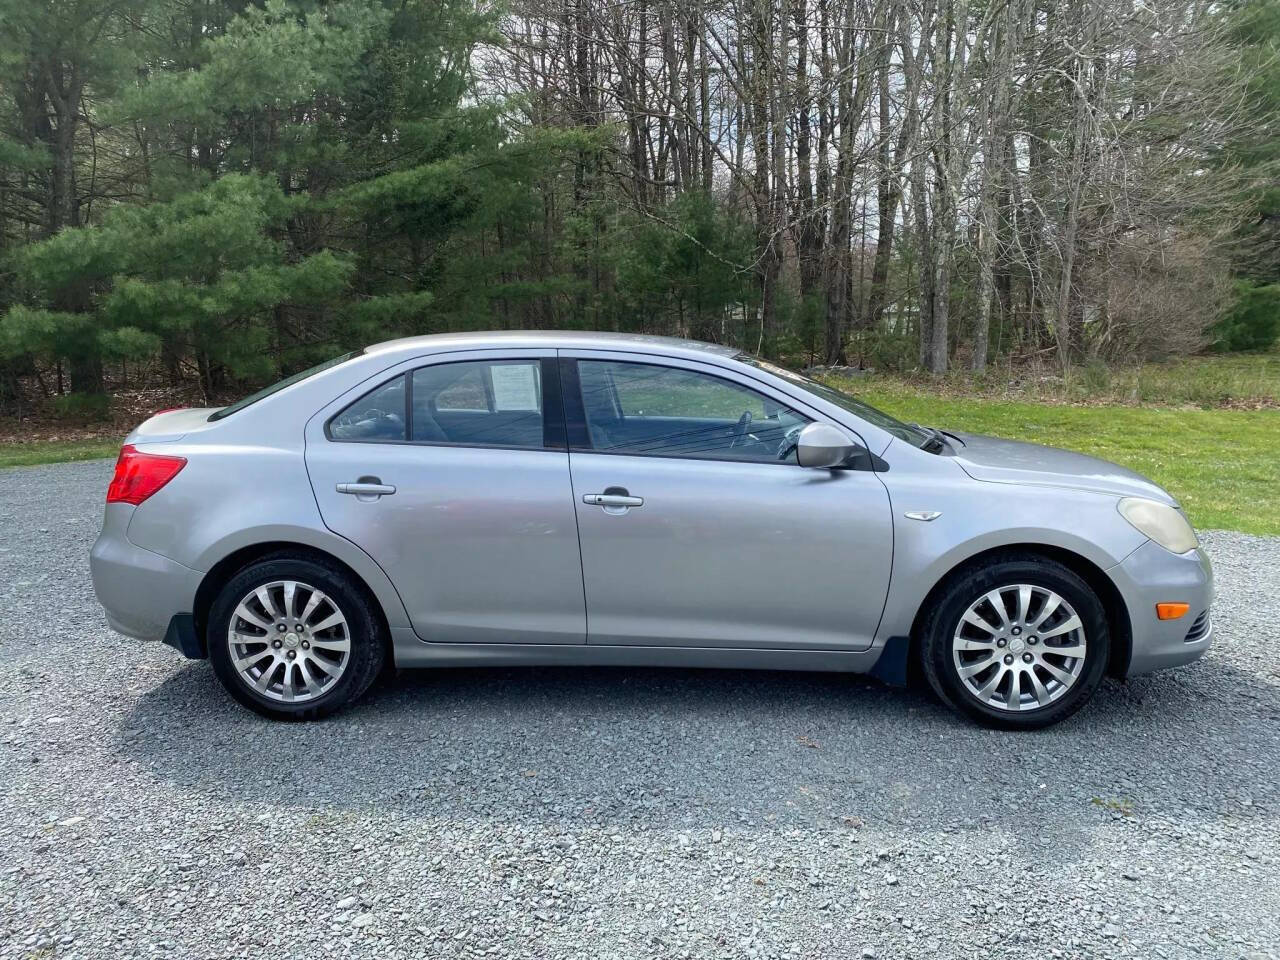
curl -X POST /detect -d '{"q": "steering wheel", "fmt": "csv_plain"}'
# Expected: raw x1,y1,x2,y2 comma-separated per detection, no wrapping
777,423,804,461
332,406,402,439
728,410,753,450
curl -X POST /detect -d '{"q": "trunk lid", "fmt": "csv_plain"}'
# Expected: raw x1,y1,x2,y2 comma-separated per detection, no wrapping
125,407,221,445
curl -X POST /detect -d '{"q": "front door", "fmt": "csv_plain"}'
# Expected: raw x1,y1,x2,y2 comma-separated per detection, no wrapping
305,350,585,645
562,353,893,650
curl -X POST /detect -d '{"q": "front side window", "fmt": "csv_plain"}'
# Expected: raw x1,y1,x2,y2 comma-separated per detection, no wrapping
577,360,808,463
734,354,930,447
328,359,550,449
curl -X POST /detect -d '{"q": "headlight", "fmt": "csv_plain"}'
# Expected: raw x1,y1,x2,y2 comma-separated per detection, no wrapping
1118,497,1198,554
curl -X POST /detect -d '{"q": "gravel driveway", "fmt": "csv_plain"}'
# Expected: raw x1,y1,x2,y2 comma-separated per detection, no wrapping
1,460,1278,960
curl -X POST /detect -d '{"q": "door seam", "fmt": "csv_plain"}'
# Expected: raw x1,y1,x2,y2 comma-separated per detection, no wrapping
555,349,590,643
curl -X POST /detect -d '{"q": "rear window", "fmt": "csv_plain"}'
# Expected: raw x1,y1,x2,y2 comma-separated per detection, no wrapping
208,351,363,421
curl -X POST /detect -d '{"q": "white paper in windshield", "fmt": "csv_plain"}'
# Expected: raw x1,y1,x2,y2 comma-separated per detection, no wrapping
490,363,540,411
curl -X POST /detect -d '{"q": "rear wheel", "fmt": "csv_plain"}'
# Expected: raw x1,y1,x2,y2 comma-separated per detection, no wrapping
207,555,385,720
919,555,1110,729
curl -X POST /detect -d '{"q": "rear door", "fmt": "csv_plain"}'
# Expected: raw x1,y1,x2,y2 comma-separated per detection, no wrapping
561,351,894,650
305,349,586,645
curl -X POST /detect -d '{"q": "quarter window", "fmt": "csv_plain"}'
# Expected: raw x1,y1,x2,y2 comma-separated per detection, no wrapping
576,360,808,463
328,375,407,441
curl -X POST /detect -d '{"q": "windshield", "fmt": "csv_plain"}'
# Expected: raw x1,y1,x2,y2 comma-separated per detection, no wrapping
208,350,363,421
734,355,930,447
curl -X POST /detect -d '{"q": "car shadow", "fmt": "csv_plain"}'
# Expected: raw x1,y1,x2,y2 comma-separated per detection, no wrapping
116,652,1280,867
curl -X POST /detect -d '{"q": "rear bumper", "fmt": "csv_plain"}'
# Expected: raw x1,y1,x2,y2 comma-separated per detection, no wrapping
1111,541,1215,677
90,504,201,645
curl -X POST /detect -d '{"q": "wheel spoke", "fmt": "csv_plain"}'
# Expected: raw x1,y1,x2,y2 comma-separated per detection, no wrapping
298,589,324,625
307,654,341,677
1028,669,1051,706
961,610,1000,636
1040,660,1075,686
955,637,996,652
282,581,297,620
985,590,1011,628
1016,585,1033,625
254,659,280,692
307,636,350,652
974,663,1008,700
1031,595,1062,630
299,591,330,627
959,654,998,679
299,662,321,696
255,586,280,621
234,603,272,632
234,650,272,672
309,611,345,634
1044,640,1086,659
1040,615,1082,640
1006,669,1022,710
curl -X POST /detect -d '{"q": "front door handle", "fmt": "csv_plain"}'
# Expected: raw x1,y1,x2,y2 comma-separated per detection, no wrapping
583,493,644,508
336,478,396,501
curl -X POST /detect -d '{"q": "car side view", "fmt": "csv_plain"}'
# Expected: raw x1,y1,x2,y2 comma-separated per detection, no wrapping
90,332,1214,729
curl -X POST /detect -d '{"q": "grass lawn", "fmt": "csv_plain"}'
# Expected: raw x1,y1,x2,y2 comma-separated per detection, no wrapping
862,349,1280,408
849,381,1280,536
0,439,120,469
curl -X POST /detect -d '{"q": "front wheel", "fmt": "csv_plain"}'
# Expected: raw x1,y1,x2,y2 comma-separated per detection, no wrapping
919,555,1110,729
207,554,386,720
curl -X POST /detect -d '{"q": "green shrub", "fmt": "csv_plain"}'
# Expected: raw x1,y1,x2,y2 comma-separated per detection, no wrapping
50,393,111,422
1081,359,1112,394
1212,282,1280,352
849,326,918,372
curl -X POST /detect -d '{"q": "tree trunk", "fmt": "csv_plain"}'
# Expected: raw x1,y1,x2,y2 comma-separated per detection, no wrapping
793,0,822,301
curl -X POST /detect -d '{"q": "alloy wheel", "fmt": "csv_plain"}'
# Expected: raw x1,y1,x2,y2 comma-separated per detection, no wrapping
951,583,1087,712
226,580,352,703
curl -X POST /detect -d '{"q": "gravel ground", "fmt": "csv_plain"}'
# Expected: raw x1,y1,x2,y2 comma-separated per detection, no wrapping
1,459,1279,960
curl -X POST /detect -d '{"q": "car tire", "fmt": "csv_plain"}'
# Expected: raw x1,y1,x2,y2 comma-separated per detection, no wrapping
207,553,386,720
919,554,1110,730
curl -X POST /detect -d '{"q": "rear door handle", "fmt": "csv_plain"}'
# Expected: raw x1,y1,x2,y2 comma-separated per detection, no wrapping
583,493,643,508
336,479,396,500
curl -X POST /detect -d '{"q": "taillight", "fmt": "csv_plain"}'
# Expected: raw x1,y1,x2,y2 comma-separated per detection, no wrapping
106,444,187,505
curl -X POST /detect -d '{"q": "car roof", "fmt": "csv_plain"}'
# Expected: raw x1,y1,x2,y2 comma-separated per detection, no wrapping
363,330,740,362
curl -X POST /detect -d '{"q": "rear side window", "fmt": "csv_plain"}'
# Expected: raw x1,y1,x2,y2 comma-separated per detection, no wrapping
327,359,555,449
328,375,407,441
432,367,490,412
412,360,544,447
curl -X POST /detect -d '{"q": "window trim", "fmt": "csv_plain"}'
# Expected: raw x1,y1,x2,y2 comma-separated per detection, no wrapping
324,357,566,452
561,356,814,468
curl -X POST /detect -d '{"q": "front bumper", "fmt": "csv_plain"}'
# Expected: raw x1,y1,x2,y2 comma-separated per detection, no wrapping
1110,541,1214,677
90,503,201,644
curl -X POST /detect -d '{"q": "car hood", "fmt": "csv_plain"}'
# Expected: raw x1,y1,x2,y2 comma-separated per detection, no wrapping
948,431,1177,505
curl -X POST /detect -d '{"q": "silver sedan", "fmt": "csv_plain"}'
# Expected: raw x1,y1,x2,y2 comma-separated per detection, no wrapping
90,332,1214,728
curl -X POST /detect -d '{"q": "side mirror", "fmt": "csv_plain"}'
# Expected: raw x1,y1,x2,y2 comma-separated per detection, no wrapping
796,422,862,468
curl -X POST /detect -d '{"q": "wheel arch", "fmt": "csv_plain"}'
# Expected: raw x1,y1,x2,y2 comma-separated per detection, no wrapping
193,540,396,660
906,543,1133,680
